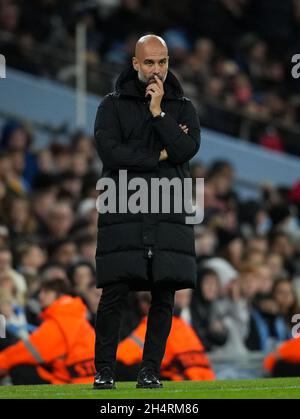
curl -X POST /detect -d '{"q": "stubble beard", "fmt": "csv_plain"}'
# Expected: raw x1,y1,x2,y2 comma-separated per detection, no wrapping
138,71,167,84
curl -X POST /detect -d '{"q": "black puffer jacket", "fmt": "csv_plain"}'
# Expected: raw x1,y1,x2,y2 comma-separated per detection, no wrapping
94,66,201,291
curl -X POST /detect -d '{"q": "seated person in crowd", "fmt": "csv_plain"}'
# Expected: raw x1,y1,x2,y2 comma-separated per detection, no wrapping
0,278,95,385
115,292,215,381
264,335,300,377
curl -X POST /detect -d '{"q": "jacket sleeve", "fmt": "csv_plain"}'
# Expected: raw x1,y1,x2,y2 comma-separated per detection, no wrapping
264,337,300,372
0,320,66,370
94,95,161,172
278,337,300,362
151,100,201,164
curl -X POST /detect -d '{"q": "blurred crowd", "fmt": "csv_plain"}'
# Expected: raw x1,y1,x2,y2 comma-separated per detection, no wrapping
0,119,300,382
1,0,300,154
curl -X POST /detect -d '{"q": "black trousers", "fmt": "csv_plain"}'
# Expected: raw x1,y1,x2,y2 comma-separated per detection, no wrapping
94,264,175,375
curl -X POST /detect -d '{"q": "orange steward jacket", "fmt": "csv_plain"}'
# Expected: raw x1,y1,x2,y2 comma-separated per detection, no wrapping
0,296,95,384
117,316,215,380
264,336,300,372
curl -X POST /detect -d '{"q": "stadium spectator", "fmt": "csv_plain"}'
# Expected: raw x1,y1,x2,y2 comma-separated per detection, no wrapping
190,268,228,352
264,335,300,377
272,278,300,330
245,293,290,352
0,278,95,385
116,291,215,381
67,261,96,297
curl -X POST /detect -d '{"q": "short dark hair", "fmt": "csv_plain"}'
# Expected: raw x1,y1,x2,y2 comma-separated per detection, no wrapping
40,277,72,297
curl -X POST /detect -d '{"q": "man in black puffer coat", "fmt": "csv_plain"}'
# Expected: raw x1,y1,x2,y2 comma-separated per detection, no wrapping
93,35,201,390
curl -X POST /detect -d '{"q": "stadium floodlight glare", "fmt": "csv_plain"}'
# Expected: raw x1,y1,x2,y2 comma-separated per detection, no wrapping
0,54,6,79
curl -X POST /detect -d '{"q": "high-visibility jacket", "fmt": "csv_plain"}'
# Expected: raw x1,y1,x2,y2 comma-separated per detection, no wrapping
116,316,215,381
0,296,96,384
264,336,300,372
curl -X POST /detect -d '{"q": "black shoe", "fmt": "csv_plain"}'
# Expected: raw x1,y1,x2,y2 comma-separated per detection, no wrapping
93,367,116,390
136,367,163,389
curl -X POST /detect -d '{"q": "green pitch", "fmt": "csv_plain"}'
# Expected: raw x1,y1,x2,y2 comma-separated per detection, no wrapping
0,378,300,399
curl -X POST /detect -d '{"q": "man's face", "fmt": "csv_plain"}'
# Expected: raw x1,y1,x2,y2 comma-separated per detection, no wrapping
133,43,169,84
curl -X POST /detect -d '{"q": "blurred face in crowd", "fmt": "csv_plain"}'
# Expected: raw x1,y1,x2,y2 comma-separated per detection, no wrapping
9,197,31,227
246,250,265,266
47,202,74,238
226,237,244,265
229,239,244,261
72,154,88,177
267,253,284,278
52,242,77,267
247,237,268,256
0,249,12,271
255,265,273,294
0,298,13,318
273,280,295,313
9,151,25,175
201,273,220,302
258,298,279,316
211,174,232,197
0,274,16,296
74,135,93,160
271,234,293,259
37,149,54,173
0,154,12,178
133,35,169,84
195,230,216,256
239,271,259,299
204,77,224,99
0,179,6,200
21,245,46,270
55,151,72,173
61,176,83,198
79,239,97,263
39,288,58,310
249,41,267,62
194,38,214,61
7,128,28,151
33,189,56,221
222,210,238,231
72,265,95,292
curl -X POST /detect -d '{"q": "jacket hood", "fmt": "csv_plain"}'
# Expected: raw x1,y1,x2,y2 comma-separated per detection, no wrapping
114,66,184,100
41,296,89,350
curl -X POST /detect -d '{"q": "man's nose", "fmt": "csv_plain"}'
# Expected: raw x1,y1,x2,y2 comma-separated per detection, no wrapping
153,64,160,74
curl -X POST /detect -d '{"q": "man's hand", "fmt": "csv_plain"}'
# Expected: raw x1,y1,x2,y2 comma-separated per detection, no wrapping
159,149,168,161
157,124,187,162
179,124,188,134
146,75,164,116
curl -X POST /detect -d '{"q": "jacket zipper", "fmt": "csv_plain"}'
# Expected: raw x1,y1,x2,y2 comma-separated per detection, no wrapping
147,247,154,259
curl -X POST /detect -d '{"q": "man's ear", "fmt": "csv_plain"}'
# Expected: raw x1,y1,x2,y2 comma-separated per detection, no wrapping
132,57,139,71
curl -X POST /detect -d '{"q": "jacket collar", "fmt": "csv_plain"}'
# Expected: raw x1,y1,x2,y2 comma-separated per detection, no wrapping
114,66,184,100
